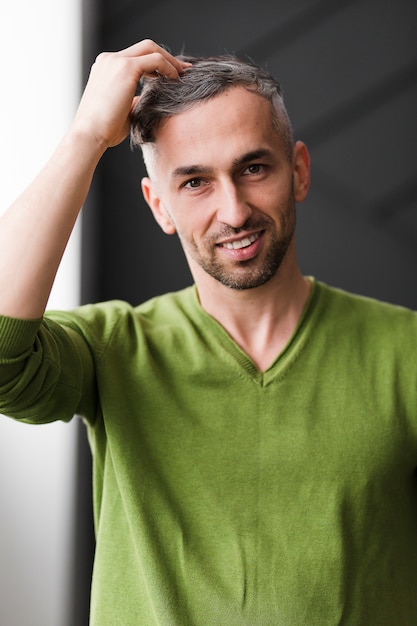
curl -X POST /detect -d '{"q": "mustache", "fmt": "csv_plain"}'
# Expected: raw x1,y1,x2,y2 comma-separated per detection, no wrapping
209,216,273,241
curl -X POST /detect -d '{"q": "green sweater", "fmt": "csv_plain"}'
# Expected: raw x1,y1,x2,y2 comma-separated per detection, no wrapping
0,280,417,625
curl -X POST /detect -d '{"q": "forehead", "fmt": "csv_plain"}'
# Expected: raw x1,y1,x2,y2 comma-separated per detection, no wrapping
150,87,282,176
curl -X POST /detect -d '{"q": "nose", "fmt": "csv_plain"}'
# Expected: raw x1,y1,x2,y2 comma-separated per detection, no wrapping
215,181,253,229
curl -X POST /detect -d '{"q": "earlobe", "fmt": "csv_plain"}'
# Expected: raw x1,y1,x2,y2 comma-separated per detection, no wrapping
141,177,176,235
292,141,311,203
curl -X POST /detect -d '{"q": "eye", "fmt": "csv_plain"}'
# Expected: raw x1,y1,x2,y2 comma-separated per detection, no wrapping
243,163,265,175
183,177,203,189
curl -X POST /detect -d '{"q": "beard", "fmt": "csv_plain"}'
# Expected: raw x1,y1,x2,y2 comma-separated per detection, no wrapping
179,198,296,291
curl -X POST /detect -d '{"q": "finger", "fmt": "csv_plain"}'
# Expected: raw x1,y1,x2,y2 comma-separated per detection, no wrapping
130,95,140,113
117,38,162,56
132,51,189,80
117,39,190,74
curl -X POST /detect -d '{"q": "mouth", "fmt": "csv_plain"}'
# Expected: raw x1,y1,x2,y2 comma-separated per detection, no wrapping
219,232,261,250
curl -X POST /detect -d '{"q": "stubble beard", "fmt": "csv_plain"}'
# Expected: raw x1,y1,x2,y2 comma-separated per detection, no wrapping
181,200,296,291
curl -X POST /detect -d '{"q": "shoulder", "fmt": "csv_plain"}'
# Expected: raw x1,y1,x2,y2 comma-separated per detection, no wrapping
316,280,416,317
313,280,417,345
134,285,198,322
45,286,199,354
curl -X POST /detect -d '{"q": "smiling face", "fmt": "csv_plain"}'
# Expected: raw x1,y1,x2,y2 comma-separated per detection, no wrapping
141,86,310,292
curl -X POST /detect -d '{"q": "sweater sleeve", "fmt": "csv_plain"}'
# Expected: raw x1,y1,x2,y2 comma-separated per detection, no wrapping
0,313,97,424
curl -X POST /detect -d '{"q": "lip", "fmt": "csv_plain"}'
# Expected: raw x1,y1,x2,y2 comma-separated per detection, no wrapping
216,230,265,261
217,230,261,247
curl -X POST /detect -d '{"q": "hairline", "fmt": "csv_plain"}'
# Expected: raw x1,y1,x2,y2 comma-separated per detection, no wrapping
140,86,293,181
132,54,295,176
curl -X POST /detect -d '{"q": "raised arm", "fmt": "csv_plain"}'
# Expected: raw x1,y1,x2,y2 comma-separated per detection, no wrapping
0,40,189,320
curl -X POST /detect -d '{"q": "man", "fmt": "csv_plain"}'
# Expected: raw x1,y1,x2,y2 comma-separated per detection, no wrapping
0,39,416,625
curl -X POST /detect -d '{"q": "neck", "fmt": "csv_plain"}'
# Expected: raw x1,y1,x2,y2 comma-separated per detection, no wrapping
193,252,311,372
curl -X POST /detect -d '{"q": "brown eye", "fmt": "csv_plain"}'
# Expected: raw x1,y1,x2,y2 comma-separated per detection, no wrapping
184,178,202,189
244,164,264,175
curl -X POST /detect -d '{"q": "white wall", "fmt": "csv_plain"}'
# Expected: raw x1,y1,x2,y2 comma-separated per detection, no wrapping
0,2,82,625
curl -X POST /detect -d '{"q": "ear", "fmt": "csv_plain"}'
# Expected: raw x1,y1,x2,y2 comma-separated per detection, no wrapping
141,177,176,235
292,141,311,203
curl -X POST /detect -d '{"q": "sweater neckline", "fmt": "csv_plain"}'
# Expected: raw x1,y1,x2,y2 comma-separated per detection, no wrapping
187,278,319,387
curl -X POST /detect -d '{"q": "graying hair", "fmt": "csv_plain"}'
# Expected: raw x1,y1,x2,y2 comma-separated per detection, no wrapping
130,54,294,161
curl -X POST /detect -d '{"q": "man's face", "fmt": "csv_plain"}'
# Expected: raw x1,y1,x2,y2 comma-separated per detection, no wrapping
142,86,309,291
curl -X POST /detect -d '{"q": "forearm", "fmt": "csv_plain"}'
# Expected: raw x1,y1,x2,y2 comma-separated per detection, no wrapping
0,39,189,321
0,129,105,319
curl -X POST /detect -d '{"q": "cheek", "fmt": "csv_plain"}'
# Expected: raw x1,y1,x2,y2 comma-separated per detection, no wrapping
170,200,215,239
276,179,295,206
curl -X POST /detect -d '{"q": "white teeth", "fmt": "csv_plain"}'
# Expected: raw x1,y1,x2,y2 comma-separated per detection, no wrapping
223,233,259,250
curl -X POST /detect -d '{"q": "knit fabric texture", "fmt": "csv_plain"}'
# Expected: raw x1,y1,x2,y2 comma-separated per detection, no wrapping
1,280,417,625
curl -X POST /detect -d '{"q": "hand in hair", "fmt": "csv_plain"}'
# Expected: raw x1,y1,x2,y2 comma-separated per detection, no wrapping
73,39,191,149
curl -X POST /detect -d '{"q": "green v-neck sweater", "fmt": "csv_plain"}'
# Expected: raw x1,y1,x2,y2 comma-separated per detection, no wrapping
1,280,417,625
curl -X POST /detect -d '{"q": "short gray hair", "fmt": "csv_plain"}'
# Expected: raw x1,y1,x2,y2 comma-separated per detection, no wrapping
130,54,294,161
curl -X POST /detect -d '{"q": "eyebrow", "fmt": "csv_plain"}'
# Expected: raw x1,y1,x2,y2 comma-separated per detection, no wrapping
233,148,275,167
171,148,275,180
171,164,214,179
